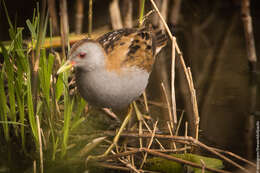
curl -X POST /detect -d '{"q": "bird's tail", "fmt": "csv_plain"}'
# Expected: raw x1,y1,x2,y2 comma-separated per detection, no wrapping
154,29,168,54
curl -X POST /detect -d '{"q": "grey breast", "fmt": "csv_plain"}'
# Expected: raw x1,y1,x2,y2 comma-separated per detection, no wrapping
76,67,149,109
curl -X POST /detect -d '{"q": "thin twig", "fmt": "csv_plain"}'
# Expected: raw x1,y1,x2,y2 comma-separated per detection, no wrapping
161,82,174,130
184,121,188,153
175,110,184,136
210,147,256,168
200,159,206,173
36,115,43,173
103,131,250,172
140,121,158,169
167,121,176,149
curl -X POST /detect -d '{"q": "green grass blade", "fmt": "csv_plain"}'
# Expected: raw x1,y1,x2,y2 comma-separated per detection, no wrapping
61,72,73,157
1,44,16,123
0,68,10,141
26,20,37,40
26,62,39,144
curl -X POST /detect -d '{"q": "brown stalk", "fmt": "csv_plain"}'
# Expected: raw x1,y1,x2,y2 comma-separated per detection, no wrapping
169,0,182,25
111,150,141,173
187,68,199,140
122,0,133,28
95,148,229,173
59,0,69,59
33,160,36,173
200,159,206,173
140,121,158,169
32,0,47,111
241,0,257,72
159,0,169,30
47,0,59,35
109,0,123,30
103,131,250,172
88,0,93,37
150,0,180,129
167,121,177,149
161,82,174,129
75,0,84,34
151,0,201,138
184,121,188,153
210,147,256,168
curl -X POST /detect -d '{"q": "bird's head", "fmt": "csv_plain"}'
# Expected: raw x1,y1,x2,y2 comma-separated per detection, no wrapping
57,39,105,74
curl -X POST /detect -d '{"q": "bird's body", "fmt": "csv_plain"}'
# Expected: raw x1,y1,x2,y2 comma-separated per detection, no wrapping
58,26,167,109
76,65,149,109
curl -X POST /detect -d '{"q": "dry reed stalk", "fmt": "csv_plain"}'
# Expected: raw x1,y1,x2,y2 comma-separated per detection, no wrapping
140,121,158,169
102,108,120,122
109,0,123,29
187,68,199,140
97,148,229,173
111,150,141,173
32,0,47,110
127,146,190,153
151,0,161,26
103,131,250,172
88,0,93,37
142,119,165,150
200,159,206,173
142,91,149,112
159,0,169,30
161,82,174,129
241,0,257,72
75,0,84,34
175,110,184,136
36,115,43,173
167,121,177,149
184,121,188,153
33,160,36,173
60,0,69,59
210,147,256,168
133,102,144,149
150,0,179,130
171,40,178,126
47,0,59,35
122,0,133,28
169,0,182,25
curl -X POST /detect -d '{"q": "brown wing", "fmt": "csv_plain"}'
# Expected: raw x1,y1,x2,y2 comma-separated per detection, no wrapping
97,27,166,73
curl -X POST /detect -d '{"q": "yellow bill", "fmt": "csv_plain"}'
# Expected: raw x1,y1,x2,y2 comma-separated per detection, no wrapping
57,60,75,74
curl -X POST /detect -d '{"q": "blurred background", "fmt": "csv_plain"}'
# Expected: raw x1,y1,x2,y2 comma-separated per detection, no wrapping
0,0,259,172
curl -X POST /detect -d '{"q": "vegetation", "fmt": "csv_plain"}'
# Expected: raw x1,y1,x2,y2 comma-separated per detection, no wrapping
0,1,86,161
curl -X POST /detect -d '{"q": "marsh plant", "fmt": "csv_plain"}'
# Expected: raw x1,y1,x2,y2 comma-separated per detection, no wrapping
0,2,86,160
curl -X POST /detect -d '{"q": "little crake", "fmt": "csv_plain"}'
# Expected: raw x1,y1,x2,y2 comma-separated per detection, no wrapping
57,26,167,109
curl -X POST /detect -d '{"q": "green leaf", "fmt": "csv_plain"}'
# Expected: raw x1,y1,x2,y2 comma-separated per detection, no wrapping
26,19,37,40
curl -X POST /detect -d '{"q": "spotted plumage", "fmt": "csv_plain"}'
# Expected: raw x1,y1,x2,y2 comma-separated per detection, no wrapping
58,26,167,109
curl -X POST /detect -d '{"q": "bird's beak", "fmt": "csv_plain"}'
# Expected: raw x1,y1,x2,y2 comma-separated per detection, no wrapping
57,60,75,74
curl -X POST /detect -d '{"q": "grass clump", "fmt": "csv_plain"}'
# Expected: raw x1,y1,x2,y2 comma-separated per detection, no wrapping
0,0,86,161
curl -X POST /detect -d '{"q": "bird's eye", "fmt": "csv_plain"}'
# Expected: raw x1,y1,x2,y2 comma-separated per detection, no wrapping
78,52,86,58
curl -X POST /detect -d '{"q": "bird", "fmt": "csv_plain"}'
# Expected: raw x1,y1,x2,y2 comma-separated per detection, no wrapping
57,25,167,157
57,26,167,110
